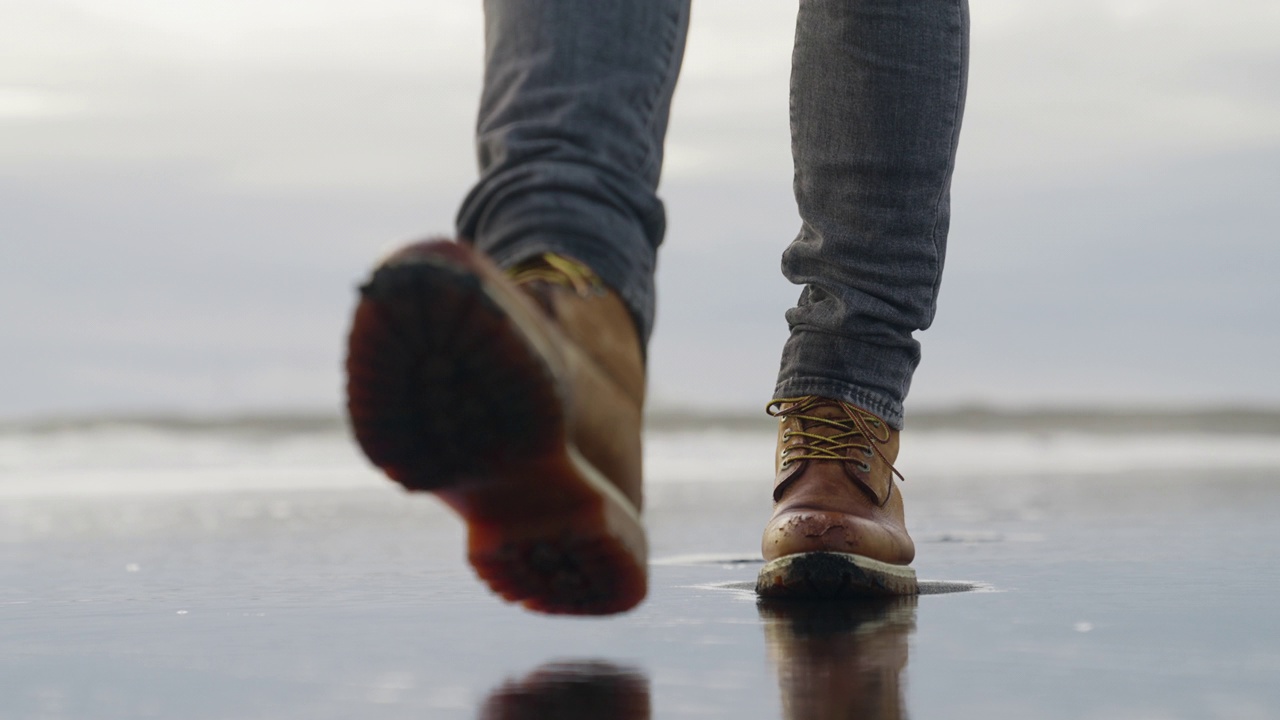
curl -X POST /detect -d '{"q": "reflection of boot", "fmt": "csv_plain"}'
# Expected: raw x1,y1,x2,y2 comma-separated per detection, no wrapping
759,596,917,720
478,661,650,720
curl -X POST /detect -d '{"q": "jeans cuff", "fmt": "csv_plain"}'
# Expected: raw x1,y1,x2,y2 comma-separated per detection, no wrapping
773,329,921,429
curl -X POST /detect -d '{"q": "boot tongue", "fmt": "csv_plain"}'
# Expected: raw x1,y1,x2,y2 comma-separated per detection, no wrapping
806,401,850,421
796,402,857,444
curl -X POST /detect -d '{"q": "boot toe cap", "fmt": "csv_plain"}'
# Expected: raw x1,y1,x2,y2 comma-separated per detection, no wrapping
761,508,915,565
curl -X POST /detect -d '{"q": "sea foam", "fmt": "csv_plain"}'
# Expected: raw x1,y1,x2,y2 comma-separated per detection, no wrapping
2,414,1277,498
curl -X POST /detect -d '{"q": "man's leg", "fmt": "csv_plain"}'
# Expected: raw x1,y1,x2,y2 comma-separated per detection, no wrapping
346,0,690,615
758,0,969,597
459,0,691,347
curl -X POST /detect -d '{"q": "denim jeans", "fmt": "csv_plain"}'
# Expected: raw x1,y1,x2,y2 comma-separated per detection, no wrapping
457,0,969,429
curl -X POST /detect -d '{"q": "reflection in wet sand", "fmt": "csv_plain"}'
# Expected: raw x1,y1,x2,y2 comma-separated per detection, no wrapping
760,596,918,720
478,660,650,720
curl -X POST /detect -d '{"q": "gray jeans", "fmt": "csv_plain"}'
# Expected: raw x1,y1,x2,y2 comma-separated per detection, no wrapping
457,0,969,428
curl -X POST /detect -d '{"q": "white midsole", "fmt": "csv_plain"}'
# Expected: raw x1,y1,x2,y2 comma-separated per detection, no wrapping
761,552,916,580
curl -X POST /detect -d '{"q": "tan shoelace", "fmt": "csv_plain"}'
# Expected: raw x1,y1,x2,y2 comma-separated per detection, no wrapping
768,396,905,505
508,253,606,298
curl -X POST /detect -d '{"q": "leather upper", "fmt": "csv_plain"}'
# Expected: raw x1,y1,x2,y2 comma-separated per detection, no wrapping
762,398,915,565
516,275,646,510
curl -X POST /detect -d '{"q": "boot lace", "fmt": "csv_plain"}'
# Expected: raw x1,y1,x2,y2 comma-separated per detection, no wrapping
508,253,606,298
768,396,905,506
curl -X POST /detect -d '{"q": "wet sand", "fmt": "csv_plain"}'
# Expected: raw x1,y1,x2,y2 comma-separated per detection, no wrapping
4,466,1280,718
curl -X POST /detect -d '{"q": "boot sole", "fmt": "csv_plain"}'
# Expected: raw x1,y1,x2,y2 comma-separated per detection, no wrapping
756,552,918,599
345,244,646,615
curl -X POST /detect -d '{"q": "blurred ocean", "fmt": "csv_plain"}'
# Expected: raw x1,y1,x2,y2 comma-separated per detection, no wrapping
3,409,1278,500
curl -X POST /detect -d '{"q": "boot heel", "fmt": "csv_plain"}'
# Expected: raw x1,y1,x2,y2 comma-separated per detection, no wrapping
443,452,647,615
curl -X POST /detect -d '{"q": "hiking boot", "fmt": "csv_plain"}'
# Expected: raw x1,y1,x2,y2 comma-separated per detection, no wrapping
345,239,647,615
756,396,918,597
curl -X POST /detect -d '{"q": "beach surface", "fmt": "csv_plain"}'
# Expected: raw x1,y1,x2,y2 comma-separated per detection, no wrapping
3,415,1279,719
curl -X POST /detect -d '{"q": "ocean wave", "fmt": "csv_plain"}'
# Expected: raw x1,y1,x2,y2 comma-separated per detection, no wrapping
6,406,1280,435
1,417,1278,498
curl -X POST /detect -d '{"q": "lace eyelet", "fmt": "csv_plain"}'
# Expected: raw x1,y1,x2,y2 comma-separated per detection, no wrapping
862,447,874,458
855,461,871,473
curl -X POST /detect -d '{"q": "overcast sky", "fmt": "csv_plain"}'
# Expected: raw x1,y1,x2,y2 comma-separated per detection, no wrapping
2,0,1278,419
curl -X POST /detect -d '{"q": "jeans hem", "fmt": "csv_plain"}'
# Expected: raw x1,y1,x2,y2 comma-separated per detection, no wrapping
772,378,905,430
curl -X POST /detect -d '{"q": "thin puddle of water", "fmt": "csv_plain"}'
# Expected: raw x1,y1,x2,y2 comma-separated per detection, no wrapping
700,579,991,595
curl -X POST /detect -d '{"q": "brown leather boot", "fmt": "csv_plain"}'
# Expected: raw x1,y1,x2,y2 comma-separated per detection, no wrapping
345,239,646,615
756,396,918,597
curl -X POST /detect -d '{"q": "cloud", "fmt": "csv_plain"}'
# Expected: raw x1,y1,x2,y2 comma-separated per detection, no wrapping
2,0,1278,417
1,1,484,191
0,87,86,119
